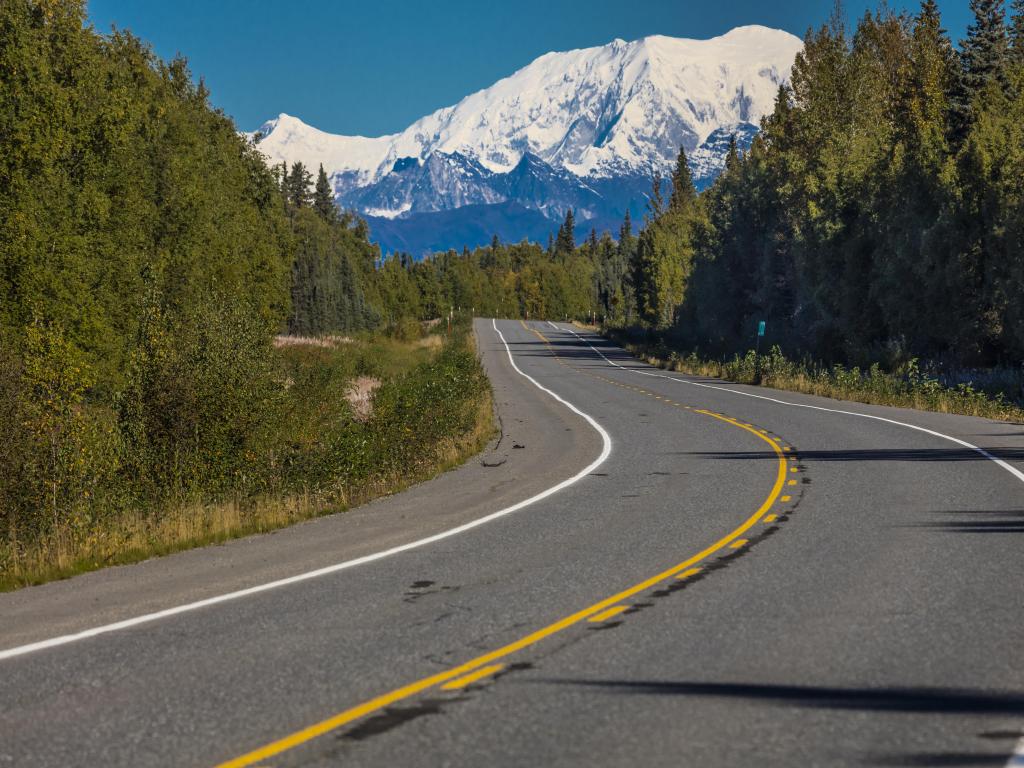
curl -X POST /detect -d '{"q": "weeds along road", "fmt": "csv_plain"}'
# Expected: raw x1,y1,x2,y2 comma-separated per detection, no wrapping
2,318,1024,767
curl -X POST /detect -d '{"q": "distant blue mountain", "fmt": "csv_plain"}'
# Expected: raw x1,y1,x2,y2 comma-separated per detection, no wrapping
362,131,760,257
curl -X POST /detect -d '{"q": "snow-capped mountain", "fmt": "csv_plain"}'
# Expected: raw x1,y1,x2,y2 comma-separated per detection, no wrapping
251,26,803,254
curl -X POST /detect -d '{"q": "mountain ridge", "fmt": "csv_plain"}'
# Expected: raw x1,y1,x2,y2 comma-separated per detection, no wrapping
251,26,803,254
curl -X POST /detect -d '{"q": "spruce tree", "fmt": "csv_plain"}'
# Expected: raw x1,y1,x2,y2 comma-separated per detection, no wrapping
1011,0,1024,64
554,209,576,256
646,174,665,220
619,209,633,242
313,164,336,221
668,146,697,211
286,162,313,210
955,0,1010,125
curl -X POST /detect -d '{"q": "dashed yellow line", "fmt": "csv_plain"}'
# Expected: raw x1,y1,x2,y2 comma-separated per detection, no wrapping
675,567,702,580
764,514,778,523
588,605,630,623
215,323,792,768
441,664,505,690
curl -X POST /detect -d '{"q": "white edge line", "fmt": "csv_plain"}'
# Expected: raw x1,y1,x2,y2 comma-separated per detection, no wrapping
551,323,1024,486
546,322,1024,768
0,319,612,663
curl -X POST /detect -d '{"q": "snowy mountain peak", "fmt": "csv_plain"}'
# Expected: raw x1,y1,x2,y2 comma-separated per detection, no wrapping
250,27,803,254
253,27,801,182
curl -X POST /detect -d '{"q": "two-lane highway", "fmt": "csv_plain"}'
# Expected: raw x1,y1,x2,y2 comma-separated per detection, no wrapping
2,318,1023,767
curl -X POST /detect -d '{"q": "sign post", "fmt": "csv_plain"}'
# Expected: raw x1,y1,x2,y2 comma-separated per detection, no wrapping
755,320,766,383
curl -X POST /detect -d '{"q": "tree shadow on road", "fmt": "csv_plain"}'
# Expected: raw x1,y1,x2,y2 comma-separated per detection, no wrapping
688,447,1024,462
535,679,1024,714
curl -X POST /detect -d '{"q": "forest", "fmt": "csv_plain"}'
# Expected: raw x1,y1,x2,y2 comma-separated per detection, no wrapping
2,0,1023,582
0,0,491,585
355,0,1024,373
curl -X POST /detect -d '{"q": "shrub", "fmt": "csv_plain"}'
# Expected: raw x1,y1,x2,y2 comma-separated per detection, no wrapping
118,294,285,500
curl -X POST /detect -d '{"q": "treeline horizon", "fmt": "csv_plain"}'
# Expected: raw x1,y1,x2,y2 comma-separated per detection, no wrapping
366,0,1024,373
6,0,1020,372
2,0,1023,574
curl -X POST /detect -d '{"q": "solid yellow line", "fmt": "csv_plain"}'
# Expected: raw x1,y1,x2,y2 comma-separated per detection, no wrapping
587,605,630,623
440,664,504,690
215,407,787,768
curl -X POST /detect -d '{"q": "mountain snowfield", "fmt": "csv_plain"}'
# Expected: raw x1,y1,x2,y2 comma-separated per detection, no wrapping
251,26,803,253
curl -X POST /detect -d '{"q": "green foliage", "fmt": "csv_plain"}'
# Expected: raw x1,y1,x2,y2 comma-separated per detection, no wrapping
0,321,122,553
667,1,1024,374
613,331,1024,422
0,0,291,387
118,295,284,499
633,154,704,328
313,164,337,222
554,208,576,257
284,161,313,211
0,0,500,587
288,207,378,335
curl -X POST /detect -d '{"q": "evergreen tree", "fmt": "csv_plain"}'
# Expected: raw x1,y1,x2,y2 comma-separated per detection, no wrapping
669,146,697,212
1011,0,1024,64
646,174,665,219
286,162,313,210
617,210,639,323
620,209,633,242
313,164,336,221
554,209,576,256
954,0,1010,133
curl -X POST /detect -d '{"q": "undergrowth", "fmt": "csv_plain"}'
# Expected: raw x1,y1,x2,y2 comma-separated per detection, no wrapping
608,331,1024,423
0,325,493,590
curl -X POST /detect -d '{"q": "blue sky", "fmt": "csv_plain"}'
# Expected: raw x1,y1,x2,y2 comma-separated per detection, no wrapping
86,0,973,136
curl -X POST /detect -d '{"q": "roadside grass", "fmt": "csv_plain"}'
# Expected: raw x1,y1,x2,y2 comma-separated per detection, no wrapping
606,330,1024,423
0,330,494,591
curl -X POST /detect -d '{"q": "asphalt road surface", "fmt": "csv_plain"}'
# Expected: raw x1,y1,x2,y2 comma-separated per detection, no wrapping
2,318,1023,767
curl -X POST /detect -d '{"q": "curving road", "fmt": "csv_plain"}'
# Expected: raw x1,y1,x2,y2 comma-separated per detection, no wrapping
2,318,1023,767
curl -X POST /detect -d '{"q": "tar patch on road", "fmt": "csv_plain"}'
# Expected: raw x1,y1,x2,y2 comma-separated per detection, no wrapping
404,581,460,603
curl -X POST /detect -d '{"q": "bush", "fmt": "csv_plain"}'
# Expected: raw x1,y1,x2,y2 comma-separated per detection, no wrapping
118,294,285,500
0,322,124,560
